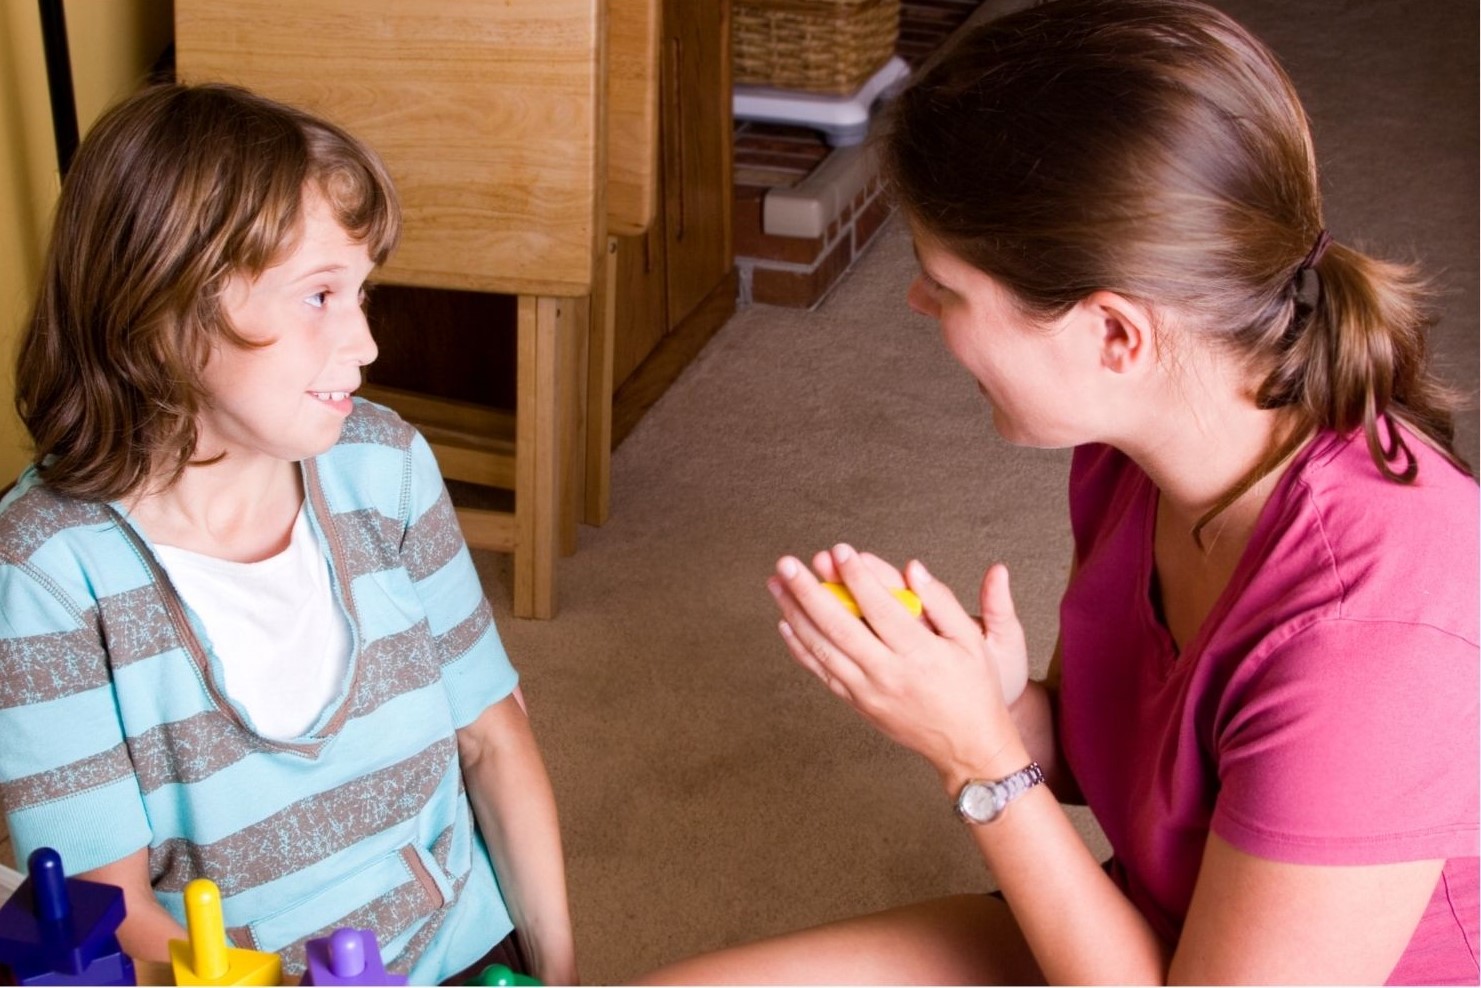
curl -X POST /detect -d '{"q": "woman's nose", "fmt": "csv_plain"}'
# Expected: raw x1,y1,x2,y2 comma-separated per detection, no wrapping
906,276,939,317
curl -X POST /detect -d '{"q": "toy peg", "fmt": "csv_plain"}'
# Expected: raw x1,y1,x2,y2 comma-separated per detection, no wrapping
0,846,135,985
301,928,406,986
29,848,69,924
168,878,280,986
468,962,541,986
183,879,229,982
821,581,923,618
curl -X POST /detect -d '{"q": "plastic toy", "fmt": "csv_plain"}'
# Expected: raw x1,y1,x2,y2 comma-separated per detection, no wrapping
301,928,406,986
0,846,136,985
468,962,541,986
168,878,280,985
821,581,923,618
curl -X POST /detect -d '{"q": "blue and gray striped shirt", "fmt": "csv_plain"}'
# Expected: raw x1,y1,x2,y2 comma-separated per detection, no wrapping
0,400,518,982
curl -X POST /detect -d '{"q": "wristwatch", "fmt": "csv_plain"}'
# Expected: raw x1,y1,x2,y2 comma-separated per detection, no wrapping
954,762,1045,824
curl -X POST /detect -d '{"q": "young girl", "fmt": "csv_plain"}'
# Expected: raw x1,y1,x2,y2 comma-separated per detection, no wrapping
641,0,1478,983
0,83,577,985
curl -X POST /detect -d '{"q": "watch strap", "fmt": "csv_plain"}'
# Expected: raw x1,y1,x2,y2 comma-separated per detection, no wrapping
997,761,1044,805
955,761,1045,824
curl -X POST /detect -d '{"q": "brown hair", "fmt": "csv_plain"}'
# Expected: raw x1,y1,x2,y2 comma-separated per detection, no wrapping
885,0,1472,537
15,82,401,503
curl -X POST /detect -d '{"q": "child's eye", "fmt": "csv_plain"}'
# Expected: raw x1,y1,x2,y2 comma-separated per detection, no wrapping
306,291,328,308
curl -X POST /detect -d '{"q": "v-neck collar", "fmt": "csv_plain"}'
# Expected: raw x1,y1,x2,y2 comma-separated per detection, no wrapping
106,458,360,754
1135,433,1332,678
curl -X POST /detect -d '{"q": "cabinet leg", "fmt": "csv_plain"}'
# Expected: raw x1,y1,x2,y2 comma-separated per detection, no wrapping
584,236,617,526
513,295,563,619
560,295,588,557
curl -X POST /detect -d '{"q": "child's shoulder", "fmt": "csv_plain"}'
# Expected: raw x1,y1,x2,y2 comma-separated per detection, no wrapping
0,469,117,566
311,398,445,514
335,396,421,453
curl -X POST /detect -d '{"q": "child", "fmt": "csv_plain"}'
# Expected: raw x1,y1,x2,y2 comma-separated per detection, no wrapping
640,0,1479,983
0,83,577,985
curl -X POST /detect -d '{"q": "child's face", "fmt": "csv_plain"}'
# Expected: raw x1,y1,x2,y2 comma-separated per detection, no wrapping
197,192,378,466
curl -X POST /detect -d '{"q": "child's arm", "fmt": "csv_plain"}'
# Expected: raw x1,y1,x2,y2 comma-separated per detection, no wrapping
78,847,188,964
457,693,577,985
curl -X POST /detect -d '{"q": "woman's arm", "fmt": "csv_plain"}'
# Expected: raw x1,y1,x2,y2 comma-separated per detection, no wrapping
1015,550,1084,803
1005,678,1079,804
966,783,1440,984
774,546,1453,983
77,848,187,964
457,694,578,985
947,735,1173,984
774,545,1171,981
1172,835,1440,983
1008,642,1085,804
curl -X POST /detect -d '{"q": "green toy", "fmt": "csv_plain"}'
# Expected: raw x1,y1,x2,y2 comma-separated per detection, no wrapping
469,962,541,986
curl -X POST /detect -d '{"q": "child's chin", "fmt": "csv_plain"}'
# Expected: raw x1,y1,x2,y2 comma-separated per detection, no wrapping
299,425,348,459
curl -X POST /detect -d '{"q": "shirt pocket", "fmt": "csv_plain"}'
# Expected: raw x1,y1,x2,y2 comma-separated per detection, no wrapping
234,842,451,976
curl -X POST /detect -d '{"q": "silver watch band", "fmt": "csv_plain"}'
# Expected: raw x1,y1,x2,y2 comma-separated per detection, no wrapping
955,762,1045,824
998,762,1045,803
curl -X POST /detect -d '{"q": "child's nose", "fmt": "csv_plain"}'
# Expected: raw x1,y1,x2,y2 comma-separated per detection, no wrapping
345,308,378,368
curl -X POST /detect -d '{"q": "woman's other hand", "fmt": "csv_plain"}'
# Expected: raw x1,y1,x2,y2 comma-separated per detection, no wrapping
768,543,1031,786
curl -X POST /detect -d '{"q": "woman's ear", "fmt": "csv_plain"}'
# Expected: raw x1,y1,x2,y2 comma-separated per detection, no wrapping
1080,290,1157,374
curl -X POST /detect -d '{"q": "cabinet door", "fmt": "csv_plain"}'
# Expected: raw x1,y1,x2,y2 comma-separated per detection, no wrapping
612,224,670,388
663,0,733,327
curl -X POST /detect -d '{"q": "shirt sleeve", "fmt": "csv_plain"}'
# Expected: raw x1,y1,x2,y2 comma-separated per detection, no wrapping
1211,617,1479,866
0,557,153,873
399,430,519,728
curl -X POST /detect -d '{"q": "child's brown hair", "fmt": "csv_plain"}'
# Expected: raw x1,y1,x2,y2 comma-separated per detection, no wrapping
15,82,401,502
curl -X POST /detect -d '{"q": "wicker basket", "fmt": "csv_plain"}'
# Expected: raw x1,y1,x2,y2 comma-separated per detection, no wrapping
734,0,901,96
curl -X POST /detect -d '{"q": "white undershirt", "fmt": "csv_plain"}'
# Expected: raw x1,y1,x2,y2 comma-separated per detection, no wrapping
153,506,352,741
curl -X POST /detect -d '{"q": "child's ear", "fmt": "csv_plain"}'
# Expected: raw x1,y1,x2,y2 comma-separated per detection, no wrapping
1080,291,1156,374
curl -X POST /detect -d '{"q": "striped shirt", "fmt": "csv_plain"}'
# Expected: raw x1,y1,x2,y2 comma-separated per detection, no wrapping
0,400,518,983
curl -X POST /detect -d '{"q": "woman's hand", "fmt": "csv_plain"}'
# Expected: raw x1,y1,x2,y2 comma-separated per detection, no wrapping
768,543,1031,787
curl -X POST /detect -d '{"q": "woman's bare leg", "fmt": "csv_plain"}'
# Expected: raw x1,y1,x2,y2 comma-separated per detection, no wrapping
630,893,1044,986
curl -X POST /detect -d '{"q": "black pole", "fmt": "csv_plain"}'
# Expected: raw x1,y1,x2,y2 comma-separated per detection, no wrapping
38,0,80,178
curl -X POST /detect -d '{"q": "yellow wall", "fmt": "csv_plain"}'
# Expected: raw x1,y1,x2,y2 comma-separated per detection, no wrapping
0,0,173,482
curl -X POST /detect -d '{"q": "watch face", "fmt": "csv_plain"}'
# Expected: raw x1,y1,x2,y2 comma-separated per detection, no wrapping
958,782,1002,823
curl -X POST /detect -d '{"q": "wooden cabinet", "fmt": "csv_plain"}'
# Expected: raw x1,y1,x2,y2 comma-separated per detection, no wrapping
177,0,606,618
175,0,731,614
610,0,737,445
351,0,732,451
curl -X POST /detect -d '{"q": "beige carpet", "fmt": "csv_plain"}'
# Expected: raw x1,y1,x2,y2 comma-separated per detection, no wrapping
479,0,1479,982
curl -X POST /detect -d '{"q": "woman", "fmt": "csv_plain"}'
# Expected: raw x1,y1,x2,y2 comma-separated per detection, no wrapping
640,0,1478,982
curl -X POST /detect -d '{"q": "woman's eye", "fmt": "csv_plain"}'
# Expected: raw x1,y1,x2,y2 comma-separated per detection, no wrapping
306,291,328,308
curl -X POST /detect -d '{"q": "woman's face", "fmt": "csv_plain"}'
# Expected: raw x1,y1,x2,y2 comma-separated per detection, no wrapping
906,230,1110,449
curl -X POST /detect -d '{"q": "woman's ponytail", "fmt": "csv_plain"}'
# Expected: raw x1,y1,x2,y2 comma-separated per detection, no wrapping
885,0,1475,527
1263,241,1470,483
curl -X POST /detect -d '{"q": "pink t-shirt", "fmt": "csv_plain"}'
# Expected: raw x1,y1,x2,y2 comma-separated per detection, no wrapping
1058,427,1479,984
